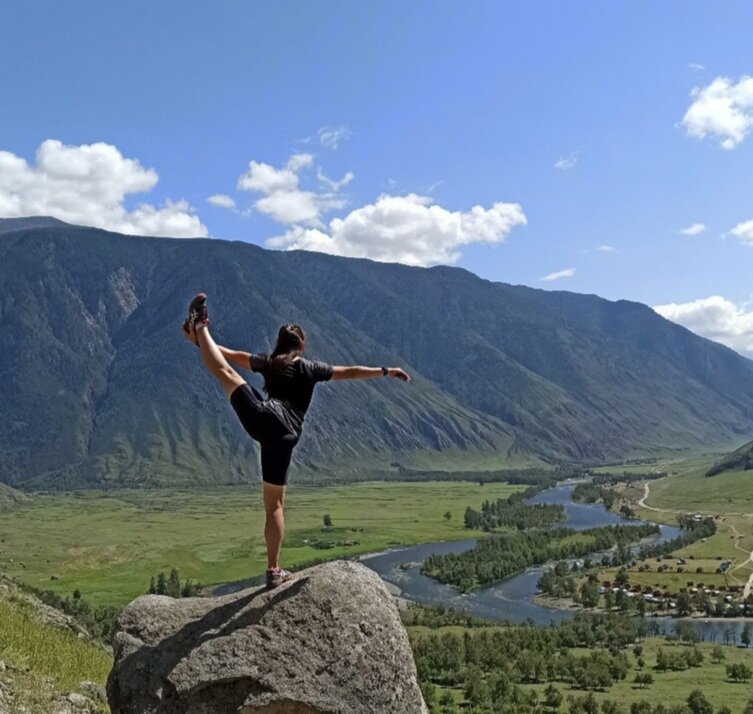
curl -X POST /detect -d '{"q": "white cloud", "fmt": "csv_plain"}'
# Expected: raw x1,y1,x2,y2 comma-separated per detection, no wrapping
237,153,347,226
207,194,236,209
730,219,753,245
540,268,575,282
0,140,206,237
316,167,354,192
554,152,579,170
679,222,707,236
654,295,753,356
317,125,351,149
682,75,753,149
267,193,526,267
689,62,705,72
596,245,616,252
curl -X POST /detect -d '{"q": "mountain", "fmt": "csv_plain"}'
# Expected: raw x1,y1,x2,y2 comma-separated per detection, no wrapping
706,439,753,477
0,483,30,510
2,217,753,489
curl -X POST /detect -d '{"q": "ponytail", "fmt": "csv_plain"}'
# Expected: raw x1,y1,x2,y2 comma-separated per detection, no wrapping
263,324,305,377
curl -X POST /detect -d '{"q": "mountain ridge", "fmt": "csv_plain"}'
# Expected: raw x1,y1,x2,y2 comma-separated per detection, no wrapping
2,217,753,489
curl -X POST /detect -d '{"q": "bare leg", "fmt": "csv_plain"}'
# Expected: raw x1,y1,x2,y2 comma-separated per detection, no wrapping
194,324,246,398
263,482,286,570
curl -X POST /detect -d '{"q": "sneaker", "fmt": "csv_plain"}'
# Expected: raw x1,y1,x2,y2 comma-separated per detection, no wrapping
266,567,292,590
187,292,209,333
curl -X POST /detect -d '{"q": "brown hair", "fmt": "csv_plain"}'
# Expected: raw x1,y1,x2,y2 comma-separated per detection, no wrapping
264,323,305,376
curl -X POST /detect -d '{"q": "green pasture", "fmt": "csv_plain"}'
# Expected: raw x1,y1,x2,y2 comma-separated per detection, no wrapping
524,638,753,712
409,628,753,713
600,457,753,597
644,467,753,515
0,481,520,607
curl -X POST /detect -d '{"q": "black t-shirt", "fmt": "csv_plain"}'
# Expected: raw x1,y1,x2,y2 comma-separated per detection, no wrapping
248,353,333,428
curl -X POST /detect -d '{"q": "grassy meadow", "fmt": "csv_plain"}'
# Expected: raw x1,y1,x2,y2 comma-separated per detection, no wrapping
0,589,111,712
591,454,753,601
409,627,753,712
0,481,521,607
524,638,753,712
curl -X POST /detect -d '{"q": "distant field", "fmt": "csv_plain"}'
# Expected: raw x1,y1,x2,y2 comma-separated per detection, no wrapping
0,481,520,607
645,468,753,515
408,628,753,713
602,455,753,597
524,638,753,712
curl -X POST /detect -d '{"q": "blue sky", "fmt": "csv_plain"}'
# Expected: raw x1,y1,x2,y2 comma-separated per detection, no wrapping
1,2,753,353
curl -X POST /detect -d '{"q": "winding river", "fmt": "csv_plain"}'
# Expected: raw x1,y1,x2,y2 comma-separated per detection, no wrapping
360,483,751,642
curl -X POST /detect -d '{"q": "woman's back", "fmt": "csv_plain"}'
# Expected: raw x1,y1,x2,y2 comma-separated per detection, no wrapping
249,354,333,425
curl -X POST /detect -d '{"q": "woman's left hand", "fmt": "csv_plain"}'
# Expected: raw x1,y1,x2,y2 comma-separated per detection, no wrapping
388,368,411,382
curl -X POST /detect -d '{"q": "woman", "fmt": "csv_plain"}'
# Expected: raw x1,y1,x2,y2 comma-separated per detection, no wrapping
182,293,410,589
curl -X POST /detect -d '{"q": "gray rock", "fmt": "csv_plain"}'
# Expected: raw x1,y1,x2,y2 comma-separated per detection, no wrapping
79,681,106,703
52,692,99,713
107,561,428,714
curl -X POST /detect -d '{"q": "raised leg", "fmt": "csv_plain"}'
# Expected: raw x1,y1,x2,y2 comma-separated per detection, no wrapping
194,324,246,399
262,481,286,570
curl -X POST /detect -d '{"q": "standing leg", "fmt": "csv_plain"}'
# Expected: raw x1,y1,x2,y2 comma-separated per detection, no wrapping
262,481,286,571
261,438,297,588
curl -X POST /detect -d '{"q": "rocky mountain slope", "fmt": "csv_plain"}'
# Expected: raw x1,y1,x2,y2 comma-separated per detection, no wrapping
2,218,753,488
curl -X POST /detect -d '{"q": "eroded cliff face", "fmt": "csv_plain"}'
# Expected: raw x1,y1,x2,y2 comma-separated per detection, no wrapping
107,560,428,714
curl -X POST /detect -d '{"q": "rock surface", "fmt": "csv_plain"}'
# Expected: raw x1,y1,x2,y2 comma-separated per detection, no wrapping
107,561,428,714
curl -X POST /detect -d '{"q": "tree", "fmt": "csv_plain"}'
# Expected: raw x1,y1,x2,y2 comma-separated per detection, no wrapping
677,591,693,616
543,684,563,712
419,680,436,708
633,672,653,689
743,695,753,714
726,663,752,682
717,706,732,714
630,702,652,714
656,648,669,672
615,568,629,587
323,514,333,528
582,693,598,714
601,702,623,714
148,575,156,594
742,621,752,648
616,590,631,614
444,511,452,521
686,689,713,714
438,691,457,714
710,645,725,663
155,571,167,595
580,580,600,608
167,567,181,598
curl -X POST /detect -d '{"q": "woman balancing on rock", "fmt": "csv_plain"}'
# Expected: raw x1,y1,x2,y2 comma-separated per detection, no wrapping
182,293,410,589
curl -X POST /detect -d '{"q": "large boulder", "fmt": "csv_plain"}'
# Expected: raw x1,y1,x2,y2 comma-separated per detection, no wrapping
107,561,428,714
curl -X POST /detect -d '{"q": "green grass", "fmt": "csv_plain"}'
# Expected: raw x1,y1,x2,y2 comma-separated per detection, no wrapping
598,455,753,596
0,481,521,607
524,638,753,712
0,594,111,712
409,628,753,712
647,467,753,515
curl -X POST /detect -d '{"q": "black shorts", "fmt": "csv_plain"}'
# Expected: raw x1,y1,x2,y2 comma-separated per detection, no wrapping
229,384,300,487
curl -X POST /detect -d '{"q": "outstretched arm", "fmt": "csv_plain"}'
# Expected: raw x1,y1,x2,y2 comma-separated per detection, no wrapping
331,365,410,382
218,346,252,371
